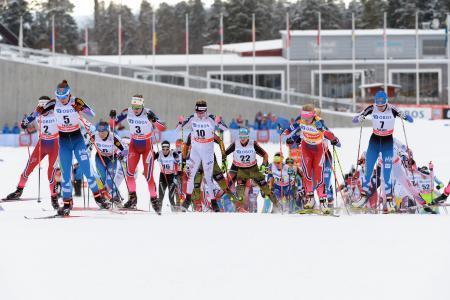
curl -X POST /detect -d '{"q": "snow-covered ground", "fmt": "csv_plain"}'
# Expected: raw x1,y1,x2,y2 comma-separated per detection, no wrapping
1,119,450,300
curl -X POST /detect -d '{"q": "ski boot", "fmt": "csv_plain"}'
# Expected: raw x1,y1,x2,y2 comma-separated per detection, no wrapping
327,199,334,210
304,193,315,209
384,196,395,214
111,195,123,208
6,187,23,200
94,192,111,209
432,193,448,205
319,198,331,214
210,199,221,212
352,191,370,208
151,197,162,215
123,192,137,209
57,198,73,216
51,194,60,210
181,194,192,212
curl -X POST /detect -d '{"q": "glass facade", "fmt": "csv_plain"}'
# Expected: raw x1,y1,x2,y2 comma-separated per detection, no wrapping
391,72,439,103
313,72,362,98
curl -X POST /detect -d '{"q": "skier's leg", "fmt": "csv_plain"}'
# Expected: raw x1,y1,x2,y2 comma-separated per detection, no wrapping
126,140,140,193
362,135,380,193
46,140,59,197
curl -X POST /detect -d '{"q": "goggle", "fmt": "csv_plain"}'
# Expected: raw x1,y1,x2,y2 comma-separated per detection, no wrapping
273,156,282,163
97,125,109,132
55,87,70,100
286,159,294,164
239,135,249,140
131,104,143,110
301,111,315,119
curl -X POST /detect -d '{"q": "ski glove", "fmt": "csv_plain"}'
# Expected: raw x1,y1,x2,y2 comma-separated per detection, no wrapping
147,110,157,122
286,137,294,146
259,164,268,174
287,167,295,176
399,111,413,123
437,183,444,190
331,137,341,147
117,149,128,161
72,98,86,112
352,115,364,124
109,109,117,118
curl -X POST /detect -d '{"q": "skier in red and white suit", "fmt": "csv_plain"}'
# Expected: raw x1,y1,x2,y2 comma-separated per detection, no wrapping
177,100,228,210
284,104,340,213
5,96,60,209
110,95,166,213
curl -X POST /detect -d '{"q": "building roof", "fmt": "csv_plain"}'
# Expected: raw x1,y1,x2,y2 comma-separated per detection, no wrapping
280,29,446,37
203,39,282,53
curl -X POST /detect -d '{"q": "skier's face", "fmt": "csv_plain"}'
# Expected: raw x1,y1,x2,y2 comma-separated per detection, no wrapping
196,110,206,118
162,146,170,154
59,96,70,105
376,104,387,111
98,130,108,139
239,137,249,144
132,105,143,115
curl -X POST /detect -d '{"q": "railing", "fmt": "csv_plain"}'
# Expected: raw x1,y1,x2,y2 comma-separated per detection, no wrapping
0,43,355,112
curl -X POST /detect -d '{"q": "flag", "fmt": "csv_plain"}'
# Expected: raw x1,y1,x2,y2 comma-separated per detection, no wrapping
316,14,320,46
153,31,158,48
219,14,223,52
285,13,291,49
445,16,448,48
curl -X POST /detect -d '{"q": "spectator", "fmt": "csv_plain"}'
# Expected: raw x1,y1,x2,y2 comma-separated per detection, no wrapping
229,119,240,129
11,123,21,134
254,111,263,129
269,115,278,130
236,114,244,128
2,123,10,134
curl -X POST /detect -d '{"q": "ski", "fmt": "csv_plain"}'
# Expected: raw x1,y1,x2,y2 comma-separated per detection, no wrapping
24,215,84,220
71,207,127,215
1,198,39,203
296,208,340,217
118,208,149,212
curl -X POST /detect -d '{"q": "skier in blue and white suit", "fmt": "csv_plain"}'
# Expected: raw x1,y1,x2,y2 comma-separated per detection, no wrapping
47,80,111,216
352,90,413,212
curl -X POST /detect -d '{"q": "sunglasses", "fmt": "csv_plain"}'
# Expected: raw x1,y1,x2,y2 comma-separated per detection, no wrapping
132,105,143,110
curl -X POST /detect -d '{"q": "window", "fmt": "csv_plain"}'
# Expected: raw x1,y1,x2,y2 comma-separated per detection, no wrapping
391,71,440,102
312,71,363,99
209,73,282,90
422,40,445,56
134,72,185,87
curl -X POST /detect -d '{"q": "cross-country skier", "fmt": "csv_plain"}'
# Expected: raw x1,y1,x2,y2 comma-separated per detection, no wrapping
110,95,166,213
154,140,180,212
5,96,59,209
267,153,295,213
352,90,413,212
283,104,340,214
180,131,236,212
224,127,280,213
37,80,111,216
90,121,127,206
177,100,228,211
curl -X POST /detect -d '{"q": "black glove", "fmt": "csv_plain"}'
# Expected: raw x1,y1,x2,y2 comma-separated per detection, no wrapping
109,109,117,118
331,137,340,146
286,137,294,146
20,120,28,130
147,110,157,122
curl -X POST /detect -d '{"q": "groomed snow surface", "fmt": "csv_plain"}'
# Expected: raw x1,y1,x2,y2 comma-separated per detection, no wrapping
1,119,450,300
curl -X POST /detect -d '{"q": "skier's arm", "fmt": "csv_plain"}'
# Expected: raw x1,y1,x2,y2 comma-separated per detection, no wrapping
72,97,95,117
177,115,194,131
182,135,191,160
254,141,268,165
282,122,300,136
209,115,228,132
391,105,414,123
224,143,236,157
352,105,374,123
154,152,160,160
110,108,128,124
146,109,167,131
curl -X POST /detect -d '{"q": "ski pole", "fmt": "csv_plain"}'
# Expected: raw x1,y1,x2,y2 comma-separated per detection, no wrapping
37,116,42,203
324,149,349,215
352,122,363,199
